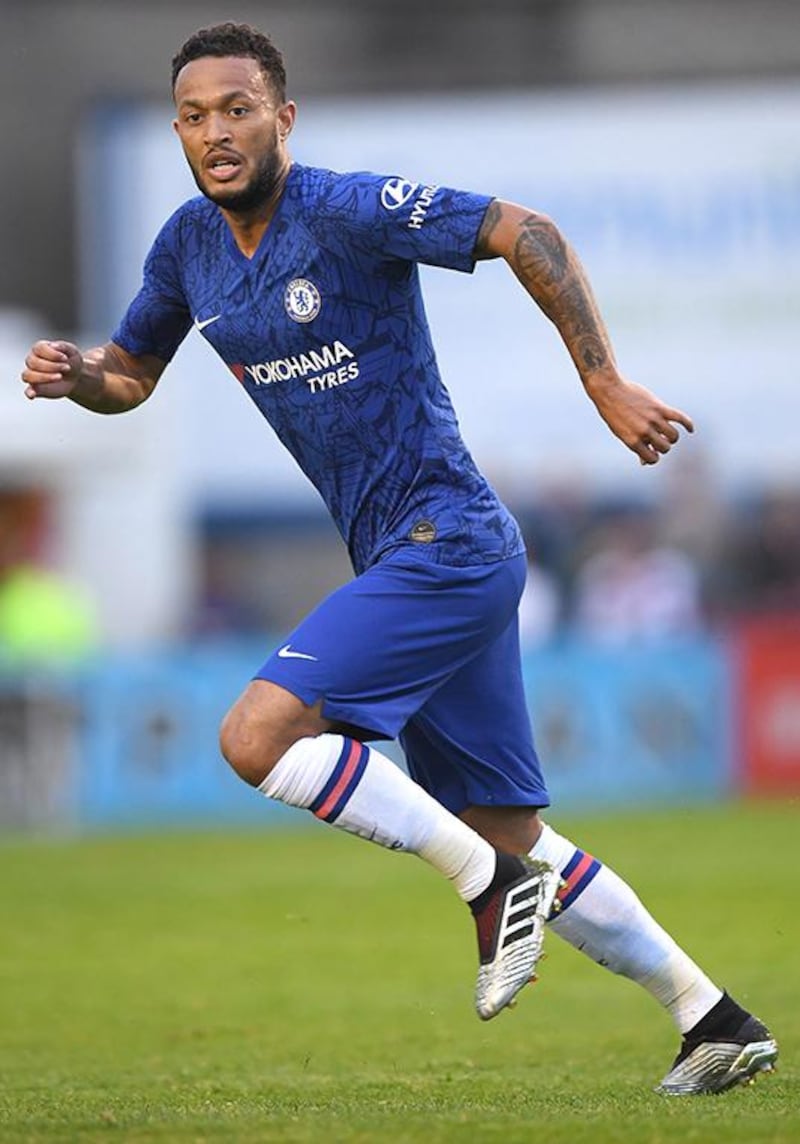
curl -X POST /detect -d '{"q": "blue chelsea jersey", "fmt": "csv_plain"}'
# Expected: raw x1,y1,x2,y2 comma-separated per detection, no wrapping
113,164,524,574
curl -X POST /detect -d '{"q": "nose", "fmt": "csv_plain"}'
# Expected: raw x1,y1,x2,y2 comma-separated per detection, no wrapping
204,111,232,146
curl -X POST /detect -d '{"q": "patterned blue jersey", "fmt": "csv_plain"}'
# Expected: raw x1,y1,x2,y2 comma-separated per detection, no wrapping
113,164,524,574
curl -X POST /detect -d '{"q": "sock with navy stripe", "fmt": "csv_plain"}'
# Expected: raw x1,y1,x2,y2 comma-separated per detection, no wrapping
530,822,722,1033
259,733,496,903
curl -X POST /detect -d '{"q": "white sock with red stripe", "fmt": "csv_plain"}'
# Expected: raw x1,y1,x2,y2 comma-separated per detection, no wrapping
531,823,722,1033
259,733,496,902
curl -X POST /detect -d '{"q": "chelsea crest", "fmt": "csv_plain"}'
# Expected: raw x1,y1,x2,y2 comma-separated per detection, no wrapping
285,278,322,323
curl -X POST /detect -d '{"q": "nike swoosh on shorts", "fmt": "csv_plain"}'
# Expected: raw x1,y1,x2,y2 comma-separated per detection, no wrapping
277,645,318,661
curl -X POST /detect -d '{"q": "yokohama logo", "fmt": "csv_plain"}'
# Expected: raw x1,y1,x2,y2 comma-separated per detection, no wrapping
229,340,356,387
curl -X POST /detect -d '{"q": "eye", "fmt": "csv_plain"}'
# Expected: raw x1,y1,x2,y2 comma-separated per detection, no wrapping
184,112,203,125
229,106,249,118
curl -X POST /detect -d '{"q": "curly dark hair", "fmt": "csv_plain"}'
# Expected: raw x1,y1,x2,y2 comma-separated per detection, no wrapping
171,22,287,100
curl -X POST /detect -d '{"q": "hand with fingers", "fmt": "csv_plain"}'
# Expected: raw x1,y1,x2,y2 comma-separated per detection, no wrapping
586,375,694,466
21,340,84,401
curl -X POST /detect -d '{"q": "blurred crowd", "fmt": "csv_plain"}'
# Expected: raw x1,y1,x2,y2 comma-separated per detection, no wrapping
4,459,795,821
191,461,800,649
516,473,800,646
2,467,799,661
0,489,97,666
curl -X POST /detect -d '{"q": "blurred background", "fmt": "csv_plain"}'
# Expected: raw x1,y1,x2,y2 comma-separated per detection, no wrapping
1,0,799,830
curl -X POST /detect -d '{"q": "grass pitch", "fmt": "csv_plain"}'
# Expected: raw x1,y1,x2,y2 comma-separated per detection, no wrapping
1,801,797,1143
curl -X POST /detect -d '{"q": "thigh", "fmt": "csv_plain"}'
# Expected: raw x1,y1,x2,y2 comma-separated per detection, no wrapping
400,615,551,815
255,551,527,740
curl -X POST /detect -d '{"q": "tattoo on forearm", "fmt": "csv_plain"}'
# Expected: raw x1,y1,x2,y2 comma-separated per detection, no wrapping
556,282,609,371
513,212,610,374
579,339,608,371
513,215,569,287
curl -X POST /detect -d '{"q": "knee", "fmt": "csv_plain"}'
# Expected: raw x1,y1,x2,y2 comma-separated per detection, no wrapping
219,703,281,787
460,805,543,854
219,680,330,788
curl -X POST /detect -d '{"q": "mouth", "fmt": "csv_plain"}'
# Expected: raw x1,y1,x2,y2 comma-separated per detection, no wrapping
204,152,244,182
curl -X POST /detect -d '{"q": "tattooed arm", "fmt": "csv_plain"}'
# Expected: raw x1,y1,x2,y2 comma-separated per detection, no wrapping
474,199,693,465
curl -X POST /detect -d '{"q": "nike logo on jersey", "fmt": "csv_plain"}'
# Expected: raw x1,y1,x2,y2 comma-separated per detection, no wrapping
194,313,221,332
277,645,318,661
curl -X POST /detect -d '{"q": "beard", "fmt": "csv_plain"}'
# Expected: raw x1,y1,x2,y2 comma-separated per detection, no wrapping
191,146,284,212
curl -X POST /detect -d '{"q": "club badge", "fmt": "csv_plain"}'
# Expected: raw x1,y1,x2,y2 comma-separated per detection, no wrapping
285,278,322,323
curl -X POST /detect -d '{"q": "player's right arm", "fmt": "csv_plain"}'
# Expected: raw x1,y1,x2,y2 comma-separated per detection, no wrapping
23,204,194,412
22,339,166,413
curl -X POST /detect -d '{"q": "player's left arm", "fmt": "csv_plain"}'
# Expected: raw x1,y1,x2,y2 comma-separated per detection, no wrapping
474,199,694,466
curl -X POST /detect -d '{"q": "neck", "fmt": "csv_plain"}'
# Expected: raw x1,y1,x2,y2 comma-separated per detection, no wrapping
220,159,292,258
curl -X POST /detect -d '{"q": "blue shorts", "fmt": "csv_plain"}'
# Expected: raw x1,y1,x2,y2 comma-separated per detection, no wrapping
255,549,550,815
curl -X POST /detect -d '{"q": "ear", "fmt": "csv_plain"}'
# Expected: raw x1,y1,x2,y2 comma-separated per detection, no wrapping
277,101,297,141
172,117,180,137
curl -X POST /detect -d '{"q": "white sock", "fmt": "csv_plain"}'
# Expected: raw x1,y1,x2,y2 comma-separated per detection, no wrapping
259,733,495,903
531,823,722,1033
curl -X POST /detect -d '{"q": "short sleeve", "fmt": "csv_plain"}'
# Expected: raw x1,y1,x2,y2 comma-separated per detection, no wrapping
112,220,192,362
308,169,493,274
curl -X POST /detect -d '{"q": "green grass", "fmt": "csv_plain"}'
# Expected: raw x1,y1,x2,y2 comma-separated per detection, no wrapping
0,802,797,1143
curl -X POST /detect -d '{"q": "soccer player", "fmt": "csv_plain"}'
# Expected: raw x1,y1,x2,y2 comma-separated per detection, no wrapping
21,22,776,1094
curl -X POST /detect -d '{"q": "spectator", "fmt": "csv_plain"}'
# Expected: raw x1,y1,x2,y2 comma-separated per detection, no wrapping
573,509,702,643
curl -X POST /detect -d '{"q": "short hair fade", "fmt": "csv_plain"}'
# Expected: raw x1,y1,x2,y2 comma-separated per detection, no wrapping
171,22,287,100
